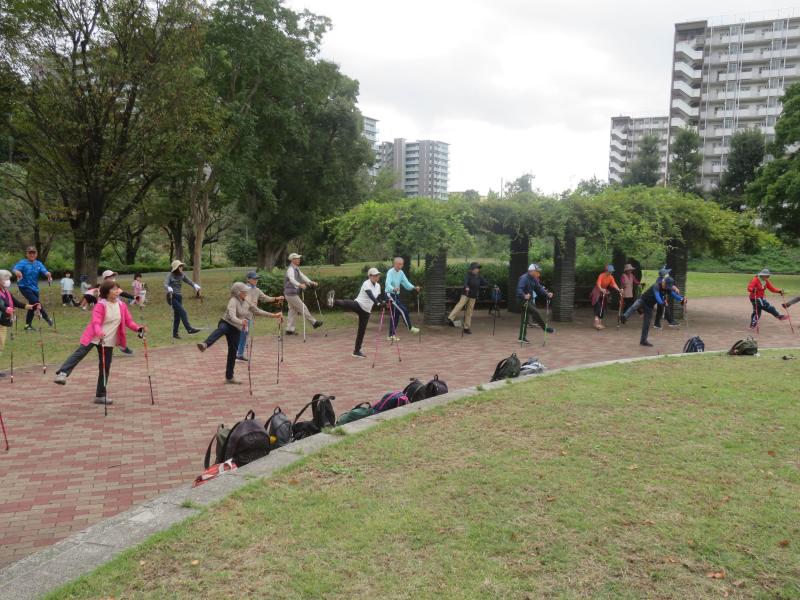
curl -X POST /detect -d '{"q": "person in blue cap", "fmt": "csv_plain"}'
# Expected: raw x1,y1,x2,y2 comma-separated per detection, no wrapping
516,263,554,344
12,245,53,330
621,274,685,347
236,271,284,361
653,267,681,329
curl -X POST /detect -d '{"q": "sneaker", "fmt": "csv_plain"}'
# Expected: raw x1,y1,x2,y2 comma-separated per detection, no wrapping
782,303,789,309
54,372,67,385
518,338,531,344
653,325,662,330
0,372,5,378
197,342,207,352
640,340,654,347
620,316,627,325
24,324,34,331
236,355,248,361
780,315,790,321
668,321,680,328
326,290,335,308
285,330,296,336
352,350,367,359
410,326,420,334
388,335,400,342
463,328,472,335
187,328,201,335
447,319,456,328
225,378,242,385
173,334,182,340
544,327,555,334
81,306,87,311
313,321,323,329
119,347,134,356
93,396,113,405
46,318,54,327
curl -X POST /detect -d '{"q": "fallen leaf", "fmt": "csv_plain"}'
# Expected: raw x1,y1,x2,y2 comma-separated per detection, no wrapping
732,580,745,588
666,556,677,564
138,560,146,566
687,539,695,547
767,450,776,456
706,570,725,579
778,539,790,547
545,495,556,502
627,464,639,470
288,479,299,485
642,519,654,525
560,450,568,456
191,559,199,566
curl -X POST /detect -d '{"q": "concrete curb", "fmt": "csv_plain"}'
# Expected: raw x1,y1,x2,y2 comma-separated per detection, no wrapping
1,345,796,599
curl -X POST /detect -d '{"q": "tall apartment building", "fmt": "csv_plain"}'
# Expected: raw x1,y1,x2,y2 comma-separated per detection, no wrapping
668,11,800,189
608,116,669,184
362,116,379,176
376,138,449,199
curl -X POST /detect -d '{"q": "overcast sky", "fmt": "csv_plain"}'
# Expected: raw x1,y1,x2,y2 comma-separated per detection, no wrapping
286,1,798,195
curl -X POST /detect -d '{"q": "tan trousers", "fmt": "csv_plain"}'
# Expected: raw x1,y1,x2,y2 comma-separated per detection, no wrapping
286,294,316,332
448,295,476,329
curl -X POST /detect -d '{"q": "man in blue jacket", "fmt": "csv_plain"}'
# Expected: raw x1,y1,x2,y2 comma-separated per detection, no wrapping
621,275,685,347
516,263,554,344
385,257,420,341
12,246,53,330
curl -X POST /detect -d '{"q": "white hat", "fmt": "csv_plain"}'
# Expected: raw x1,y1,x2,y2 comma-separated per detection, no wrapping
758,268,771,277
170,260,185,272
288,253,302,261
367,268,381,276
101,269,117,279
0,269,11,283
528,263,542,272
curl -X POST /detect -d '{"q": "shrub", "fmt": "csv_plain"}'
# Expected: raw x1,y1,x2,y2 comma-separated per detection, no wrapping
225,238,258,266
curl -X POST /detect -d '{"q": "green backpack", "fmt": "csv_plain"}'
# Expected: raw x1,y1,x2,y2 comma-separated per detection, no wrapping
335,402,374,426
491,353,521,382
728,337,758,356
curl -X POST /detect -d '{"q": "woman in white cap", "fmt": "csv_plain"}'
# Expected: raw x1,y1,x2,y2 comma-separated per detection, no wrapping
0,269,39,378
283,253,322,336
197,282,282,384
164,260,201,339
747,268,788,329
327,268,384,358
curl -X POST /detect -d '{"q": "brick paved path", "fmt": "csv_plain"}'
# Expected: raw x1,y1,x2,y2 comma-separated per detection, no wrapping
0,296,796,568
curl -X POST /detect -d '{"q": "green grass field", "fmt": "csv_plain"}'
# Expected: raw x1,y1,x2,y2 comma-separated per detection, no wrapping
48,352,800,599
644,270,800,299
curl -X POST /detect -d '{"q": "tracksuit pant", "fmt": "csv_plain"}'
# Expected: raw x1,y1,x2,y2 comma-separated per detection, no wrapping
388,293,412,336
750,298,782,328
204,320,241,381
19,288,49,326
285,294,316,333
335,300,371,353
448,295,476,329
783,294,799,308
654,303,676,328
57,344,114,397
61,293,77,306
518,299,547,341
623,298,655,344
169,293,194,336
237,318,251,358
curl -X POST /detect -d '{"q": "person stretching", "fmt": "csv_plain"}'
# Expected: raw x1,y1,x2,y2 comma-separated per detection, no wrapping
385,257,420,341
447,262,496,334
0,269,39,378
53,281,146,404
653,267,680,329
283,253,322,336
748,268,788,330
164,260,201,339
327,267,386,359
236,271,284,361
591,264,622,330
197,282,282,384
516,263,555,344
12,245,53,330
621,275,684,347
620,264,640,312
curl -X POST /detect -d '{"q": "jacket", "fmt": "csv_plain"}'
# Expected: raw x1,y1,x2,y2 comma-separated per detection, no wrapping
223,295,271,331
164,272,197,296
461,272,491,300
641,281,683,307
385,268,415,296
590,272,620,306
12,259,48,292
79,300,142,347
747,276,779,300
0,288,26,327
516,273,549,301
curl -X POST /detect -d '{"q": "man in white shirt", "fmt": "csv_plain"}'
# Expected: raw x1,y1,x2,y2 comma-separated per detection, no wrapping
327,268,384,359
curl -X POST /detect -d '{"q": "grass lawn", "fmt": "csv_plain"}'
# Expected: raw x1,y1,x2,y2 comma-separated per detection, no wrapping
644,270,800,299
48,352,800,599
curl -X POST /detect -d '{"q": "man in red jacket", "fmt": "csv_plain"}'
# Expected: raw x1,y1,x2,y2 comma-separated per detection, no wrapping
748,268,788,329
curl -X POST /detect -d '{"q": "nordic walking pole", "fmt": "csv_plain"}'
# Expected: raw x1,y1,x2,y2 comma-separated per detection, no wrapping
301,290,307,343
0,411,9,451
36,308,46,373
276,318,282,385
48,280,57,332
598,292,607,332
9,314,15,384
371,305,387,369
313,288,324,321
416,291,422,344
100,342,108,417
492,290,498,337
140,331,155,405
617,294,624,333
246,321,254,396
542,297,551,347
780,291,795,334
387,300,402,363
520,299,530,347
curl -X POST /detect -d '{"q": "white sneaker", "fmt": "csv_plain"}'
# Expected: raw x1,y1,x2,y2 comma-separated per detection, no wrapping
388,335,400,342
54,372,67,385
409,327,420,335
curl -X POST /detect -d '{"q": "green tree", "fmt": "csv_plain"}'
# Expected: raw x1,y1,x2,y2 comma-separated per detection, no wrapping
623,134,662,187
717,129,765,210
504,173,534,196
668,127,702,194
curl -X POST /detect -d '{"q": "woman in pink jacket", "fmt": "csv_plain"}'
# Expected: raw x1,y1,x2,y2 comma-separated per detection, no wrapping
53,280,146,404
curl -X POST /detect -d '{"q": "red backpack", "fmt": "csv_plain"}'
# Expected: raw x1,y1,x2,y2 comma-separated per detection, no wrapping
373,391,409,413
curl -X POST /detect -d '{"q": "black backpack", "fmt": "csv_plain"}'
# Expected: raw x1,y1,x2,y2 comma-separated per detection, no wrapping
292,394,336,440
729,337,758,356
491,353,521,381
403,378,428,403
425,375,448,397
683,336,705,353
265,407,293,448
204,410,270,469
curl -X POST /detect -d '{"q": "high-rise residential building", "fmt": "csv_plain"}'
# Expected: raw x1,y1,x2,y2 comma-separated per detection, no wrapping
362,116,379,176
375,138,449,199
608,116,669,184
668,11,800,190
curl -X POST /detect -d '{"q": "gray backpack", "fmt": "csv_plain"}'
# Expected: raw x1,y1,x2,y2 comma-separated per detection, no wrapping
265,407,293,448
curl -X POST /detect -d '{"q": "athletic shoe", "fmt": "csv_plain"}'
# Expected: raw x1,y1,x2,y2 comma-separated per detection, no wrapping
653,325,662,330
410,326,420,334
352,350,367,359
668,321,680,328
24,324,34,331
0,372,5,378
173,334,181,339
236,355,248,362
54,372,67,385
782,303,789,309
518,338,531,344
640,340,653,347
780,315,790,321
327,290,335,308
93,396,113,405
81,306,87,311
119,347,134,357
388,335,400,342
225,378,242,385
313,321,323,329
197,342,207,352
620,315,627,324
544,327,555,334
187,328,201,334
285,330,296,335
447,319,456,328
463,328,472,335
46,318,54,327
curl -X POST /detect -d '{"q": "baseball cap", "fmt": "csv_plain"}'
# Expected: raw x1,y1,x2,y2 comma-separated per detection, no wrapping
469,262,481,270
101,270,117,279
367,268,381,276
758,268,771,277
658,267,671,278
245,271,261,280
528,263,541,272
606,264,615,273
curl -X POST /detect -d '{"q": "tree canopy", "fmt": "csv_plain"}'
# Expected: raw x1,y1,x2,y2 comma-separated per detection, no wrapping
623,133,662,187
668,127,702,194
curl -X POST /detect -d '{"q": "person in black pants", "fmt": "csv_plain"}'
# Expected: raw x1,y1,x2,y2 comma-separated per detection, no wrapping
197,282,282,384
327,268,384,359
164,260,202,339
621,276,684,347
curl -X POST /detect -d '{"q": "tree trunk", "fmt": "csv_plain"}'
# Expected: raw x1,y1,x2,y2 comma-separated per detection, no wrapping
507,234,529,313
189,183,211,284
423,250,447,325
666,240,688,320
73,237,86,280
256,238,285,270
552,228,576,322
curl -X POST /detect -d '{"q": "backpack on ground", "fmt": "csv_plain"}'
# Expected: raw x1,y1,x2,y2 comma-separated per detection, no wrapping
265,407,293,448
425,374,448,397
218,410,270,468
292,394,336,440
519,357,546,376
729,337,758,356
372,391,409,413
683,336,705,353
491,353,521,381
203,423,231,469
336,402,374,425
403,378,428,403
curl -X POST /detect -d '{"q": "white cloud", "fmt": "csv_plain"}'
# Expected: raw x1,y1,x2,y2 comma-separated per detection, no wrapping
286,0,798,194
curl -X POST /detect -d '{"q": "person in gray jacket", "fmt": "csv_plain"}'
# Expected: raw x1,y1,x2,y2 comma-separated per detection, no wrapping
164,260,201,339
197,282,282,384
283,253,322,335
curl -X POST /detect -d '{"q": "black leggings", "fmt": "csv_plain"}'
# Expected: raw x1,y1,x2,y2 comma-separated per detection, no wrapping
204,320,241,380
336,300,372,352
57,344,113,397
